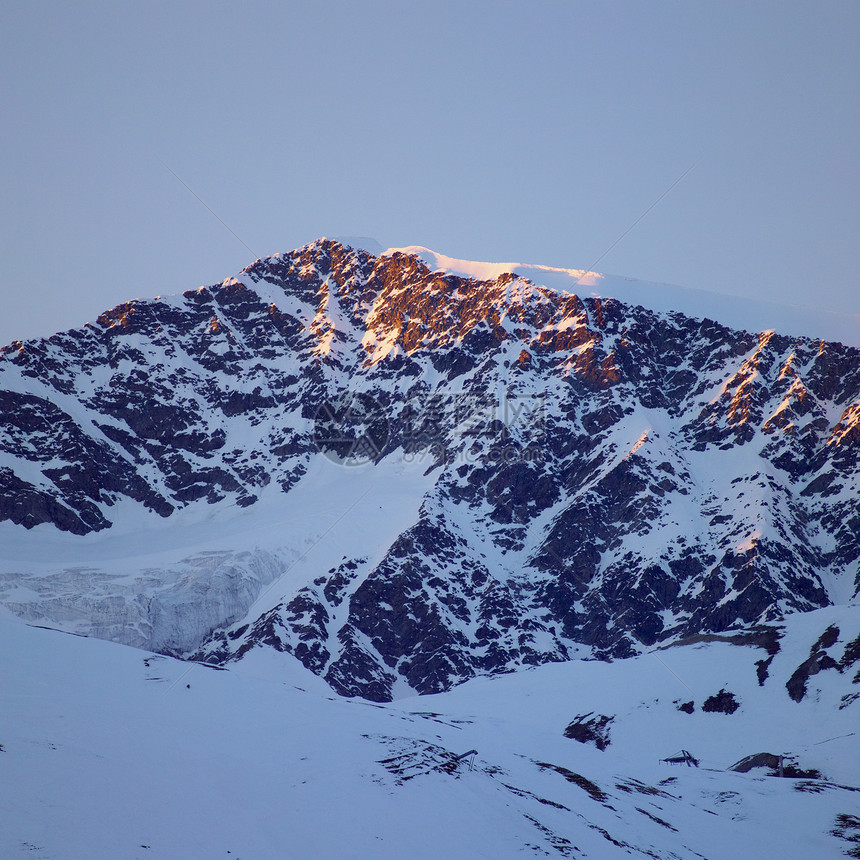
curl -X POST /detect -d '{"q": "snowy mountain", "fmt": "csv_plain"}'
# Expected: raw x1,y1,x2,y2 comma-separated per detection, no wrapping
2,237,859,857
1,238,859,703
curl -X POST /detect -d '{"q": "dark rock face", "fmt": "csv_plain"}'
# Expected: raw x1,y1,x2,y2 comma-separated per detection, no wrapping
786,625,844,702
728,752,821,779
2,238,860,700
564,713,614,750
702,689,741,714
729,752,782,773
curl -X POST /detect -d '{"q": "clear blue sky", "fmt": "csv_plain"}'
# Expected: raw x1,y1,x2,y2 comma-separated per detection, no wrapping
2,0,858,346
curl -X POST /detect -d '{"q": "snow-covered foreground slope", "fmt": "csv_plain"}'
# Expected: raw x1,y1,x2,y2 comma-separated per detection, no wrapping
2,605,859,859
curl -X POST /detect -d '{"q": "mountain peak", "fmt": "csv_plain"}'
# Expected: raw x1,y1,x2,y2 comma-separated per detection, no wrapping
0,236,858,701
264,238,860,349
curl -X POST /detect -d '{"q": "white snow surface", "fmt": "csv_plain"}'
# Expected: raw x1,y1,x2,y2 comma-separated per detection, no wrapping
2,604,858,859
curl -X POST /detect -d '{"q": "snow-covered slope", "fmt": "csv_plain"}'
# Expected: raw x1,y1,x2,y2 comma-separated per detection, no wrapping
1,238,858,701
2,604,858,859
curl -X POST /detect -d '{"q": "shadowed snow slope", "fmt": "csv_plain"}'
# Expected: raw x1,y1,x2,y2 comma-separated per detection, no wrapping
1,604,859,859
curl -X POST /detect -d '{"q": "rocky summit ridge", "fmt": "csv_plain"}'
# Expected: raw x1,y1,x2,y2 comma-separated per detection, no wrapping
1,238,858,700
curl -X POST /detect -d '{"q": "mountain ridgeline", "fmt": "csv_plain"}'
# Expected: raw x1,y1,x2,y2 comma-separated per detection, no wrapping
1,239,858,700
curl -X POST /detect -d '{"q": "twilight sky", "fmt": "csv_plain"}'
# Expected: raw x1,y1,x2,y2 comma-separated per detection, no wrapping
1,1,858,346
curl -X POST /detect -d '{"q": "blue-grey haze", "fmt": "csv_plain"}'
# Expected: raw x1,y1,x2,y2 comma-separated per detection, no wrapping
1,0,857,346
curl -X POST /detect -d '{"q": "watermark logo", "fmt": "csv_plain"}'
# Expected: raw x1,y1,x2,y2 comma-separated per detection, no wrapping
313,390,547,466
313,392,390,465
